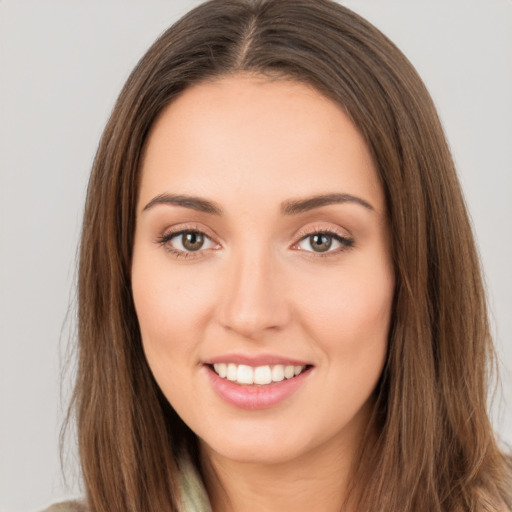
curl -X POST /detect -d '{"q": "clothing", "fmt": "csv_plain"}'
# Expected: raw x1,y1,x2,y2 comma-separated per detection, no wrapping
41,456,212,512
41,502,86,512
178,453,212,512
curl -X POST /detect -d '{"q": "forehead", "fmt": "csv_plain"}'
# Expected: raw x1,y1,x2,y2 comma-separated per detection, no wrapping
138,74,385,215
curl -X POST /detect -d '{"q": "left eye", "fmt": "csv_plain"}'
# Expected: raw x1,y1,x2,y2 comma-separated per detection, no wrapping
167,231,217,252
296,233,349,253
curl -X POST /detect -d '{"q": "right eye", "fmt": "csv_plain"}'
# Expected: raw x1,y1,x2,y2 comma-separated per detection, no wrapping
158,230,219,256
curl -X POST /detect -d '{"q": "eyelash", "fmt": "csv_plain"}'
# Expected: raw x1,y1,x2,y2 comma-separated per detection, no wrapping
292,227,354,258
156,227,218,259
156,226,354,259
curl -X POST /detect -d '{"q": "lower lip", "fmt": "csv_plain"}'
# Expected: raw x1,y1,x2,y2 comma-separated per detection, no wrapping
205,366,312,410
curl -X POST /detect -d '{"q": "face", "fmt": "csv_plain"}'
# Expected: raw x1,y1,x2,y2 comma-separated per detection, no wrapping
131,75,394,466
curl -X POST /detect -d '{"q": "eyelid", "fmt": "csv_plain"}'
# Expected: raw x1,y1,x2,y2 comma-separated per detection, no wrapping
156,223,221,258
159,221,220,239
290,224,354,255
155,222,353,258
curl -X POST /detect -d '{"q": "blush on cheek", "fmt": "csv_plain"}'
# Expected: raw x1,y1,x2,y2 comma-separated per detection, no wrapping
309,287,391,333
300,277,393,376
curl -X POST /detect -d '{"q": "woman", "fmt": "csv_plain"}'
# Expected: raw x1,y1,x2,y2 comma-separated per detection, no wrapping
47,0,511,510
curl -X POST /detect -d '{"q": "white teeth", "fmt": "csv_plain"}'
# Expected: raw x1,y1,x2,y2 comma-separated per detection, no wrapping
212,363,306,385
254,365,272,385
237,364,254,384
213,363,227,378
284,365,295,379
271,365,285,382
227,363,237,381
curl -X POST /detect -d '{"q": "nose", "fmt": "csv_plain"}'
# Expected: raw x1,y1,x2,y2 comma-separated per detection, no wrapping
217,246,291,340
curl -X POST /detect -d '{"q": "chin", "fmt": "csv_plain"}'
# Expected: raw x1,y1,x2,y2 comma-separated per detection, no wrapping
201,437,306,466
196,418,339,467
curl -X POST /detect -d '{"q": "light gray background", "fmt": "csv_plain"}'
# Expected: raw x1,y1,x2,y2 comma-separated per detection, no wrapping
0,1,511,510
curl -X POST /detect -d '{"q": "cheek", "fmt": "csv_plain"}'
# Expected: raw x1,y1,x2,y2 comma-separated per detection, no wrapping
294,259,394,371
131,252,216,370
297,264,393,421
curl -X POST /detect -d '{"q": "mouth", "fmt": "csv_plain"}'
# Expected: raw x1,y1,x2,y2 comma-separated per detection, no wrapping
204,358,313,409
207,363,312,386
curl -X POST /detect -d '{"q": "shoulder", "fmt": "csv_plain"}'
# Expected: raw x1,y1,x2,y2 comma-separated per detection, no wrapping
41,501,87,512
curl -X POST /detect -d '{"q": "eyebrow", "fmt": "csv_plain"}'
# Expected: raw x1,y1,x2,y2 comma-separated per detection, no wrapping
281,193,374,215
142,192,374,216
142,193,223,215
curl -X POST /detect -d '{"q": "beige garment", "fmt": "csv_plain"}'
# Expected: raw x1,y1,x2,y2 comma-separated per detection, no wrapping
41,454,212,512
42,502,86,512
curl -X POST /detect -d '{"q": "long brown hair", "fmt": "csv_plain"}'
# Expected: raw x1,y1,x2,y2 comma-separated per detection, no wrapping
71,0,512,510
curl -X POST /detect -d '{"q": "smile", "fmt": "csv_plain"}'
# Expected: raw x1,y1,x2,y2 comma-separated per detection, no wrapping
205,361,313,409
211,363,307,385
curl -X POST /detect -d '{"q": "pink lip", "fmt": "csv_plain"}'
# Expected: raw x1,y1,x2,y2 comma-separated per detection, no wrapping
204,365,313,410
204,354,310,366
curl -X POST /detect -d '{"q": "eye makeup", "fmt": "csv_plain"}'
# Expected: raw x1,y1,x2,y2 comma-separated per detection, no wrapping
155,222,355,261
155,222,221,259
291,225,355,258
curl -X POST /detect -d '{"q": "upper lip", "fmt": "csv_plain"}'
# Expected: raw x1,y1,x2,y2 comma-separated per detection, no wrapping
203,354,312,367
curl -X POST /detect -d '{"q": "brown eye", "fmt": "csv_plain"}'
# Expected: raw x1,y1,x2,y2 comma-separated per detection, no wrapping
309,234,332,252
159,230,218,255
182,232,205,251
295,231,353,255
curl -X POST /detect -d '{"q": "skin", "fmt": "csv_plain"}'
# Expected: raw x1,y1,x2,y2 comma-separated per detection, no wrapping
131,74,395,512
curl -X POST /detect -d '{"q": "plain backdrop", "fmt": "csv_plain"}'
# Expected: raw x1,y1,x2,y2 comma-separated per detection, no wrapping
0,1,511,510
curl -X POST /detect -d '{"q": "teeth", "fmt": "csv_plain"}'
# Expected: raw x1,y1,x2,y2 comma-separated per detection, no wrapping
213,363,227,378
284,365,295,379
212,363,306,385
254,365,272,385
271,365,284,382
237,364,254,384
227,363,237,381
